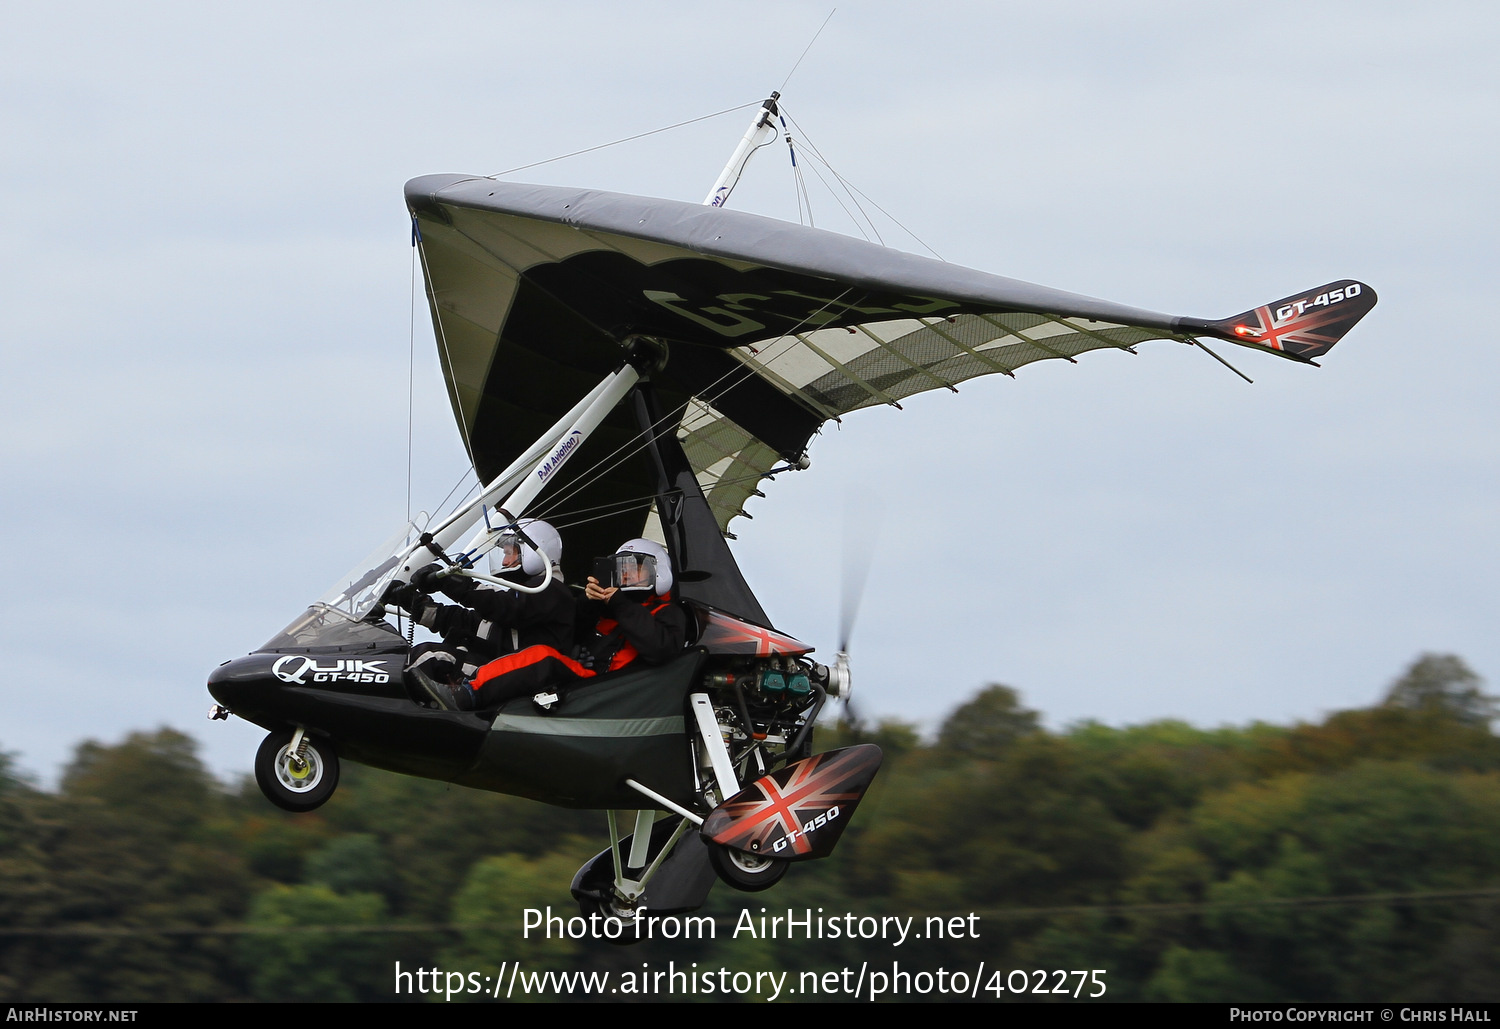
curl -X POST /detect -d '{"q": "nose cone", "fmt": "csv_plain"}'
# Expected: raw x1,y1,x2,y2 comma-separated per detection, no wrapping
207,653,286,720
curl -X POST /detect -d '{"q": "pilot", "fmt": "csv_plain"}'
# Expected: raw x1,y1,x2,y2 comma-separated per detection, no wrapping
391,519,575,709
450,537,689,711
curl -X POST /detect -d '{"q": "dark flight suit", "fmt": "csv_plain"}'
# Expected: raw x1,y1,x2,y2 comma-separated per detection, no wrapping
466,590,688,707
406,573,575,686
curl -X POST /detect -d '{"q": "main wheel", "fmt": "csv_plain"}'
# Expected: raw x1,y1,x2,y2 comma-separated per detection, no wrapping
707,843,789,892
255,730,339,812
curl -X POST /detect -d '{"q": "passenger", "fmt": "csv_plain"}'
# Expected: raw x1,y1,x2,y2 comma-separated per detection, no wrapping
456,538,688,711
574,538,688,672
390,519,575,710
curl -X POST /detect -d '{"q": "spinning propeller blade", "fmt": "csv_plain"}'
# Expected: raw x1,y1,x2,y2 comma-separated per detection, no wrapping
838,493,884,654
832,494,886,733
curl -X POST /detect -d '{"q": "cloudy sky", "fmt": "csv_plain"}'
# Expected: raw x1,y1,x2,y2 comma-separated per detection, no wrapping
3,1,1497,783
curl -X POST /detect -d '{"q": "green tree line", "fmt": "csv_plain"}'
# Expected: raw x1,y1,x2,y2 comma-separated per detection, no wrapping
2,654,1497,1002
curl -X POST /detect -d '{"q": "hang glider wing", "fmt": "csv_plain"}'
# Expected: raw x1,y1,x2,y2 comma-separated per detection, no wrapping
406,175,1375,554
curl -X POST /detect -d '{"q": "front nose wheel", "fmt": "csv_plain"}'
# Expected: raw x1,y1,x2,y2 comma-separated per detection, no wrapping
255,730,339,812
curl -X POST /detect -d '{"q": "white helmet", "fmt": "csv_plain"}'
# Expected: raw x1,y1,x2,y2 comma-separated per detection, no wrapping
489,518,562,578
614,538,672,595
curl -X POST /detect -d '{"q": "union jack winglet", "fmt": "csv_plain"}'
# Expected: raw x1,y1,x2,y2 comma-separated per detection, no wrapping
701,745,883,861
1180,278,1377,363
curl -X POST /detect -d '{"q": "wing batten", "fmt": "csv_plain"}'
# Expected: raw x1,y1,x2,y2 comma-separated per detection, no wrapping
792,330,906,410
677,399,785,530
971,315,1065,367
856,323,960,394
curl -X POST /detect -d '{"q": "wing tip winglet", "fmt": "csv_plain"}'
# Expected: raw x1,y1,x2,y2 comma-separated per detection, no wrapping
1180,279,1377,363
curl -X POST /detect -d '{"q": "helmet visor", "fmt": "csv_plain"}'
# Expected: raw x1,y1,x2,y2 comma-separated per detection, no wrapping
489,531,524,575
614,552,657,591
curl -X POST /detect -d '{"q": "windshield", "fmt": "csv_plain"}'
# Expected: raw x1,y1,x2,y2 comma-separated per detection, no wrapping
317,515,429,620
259,515,428,651
260,603,406,652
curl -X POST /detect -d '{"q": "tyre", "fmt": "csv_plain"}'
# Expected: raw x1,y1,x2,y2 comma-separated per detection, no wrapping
707,843,788,892
255,730,339,812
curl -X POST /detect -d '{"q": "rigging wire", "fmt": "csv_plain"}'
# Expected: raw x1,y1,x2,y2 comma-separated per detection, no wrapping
780,107,881,244
525,288,858,527
550,498,660,533
782,108,946,261
793,143,876,243
433,472,482,525
545,461,808,529
530,377,777,525
839,175,946,262
544,490,663,524
539,454,805,534
797,163,815,227
792,158,807,226
780,9,837,93
486,101,760,179
785,123,813,226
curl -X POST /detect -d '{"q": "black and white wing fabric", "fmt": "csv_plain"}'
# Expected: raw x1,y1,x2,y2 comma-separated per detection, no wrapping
406,175,1375,581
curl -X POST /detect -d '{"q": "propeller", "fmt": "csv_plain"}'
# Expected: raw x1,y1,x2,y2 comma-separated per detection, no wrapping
829,492,884,734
